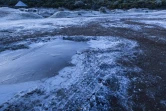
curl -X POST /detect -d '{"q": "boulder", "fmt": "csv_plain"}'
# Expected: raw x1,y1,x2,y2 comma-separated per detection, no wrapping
74,1,85,8
99,7,107,13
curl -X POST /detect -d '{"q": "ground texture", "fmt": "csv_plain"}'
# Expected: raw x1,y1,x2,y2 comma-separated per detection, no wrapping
0,8,166,111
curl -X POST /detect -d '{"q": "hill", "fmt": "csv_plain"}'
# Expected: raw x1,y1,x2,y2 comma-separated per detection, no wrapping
0,0,166,9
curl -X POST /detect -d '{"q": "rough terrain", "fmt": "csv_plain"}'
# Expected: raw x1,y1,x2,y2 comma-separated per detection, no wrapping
0,8,166,111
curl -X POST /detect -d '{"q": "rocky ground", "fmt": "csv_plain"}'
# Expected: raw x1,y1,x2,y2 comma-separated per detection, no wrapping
0,8,166,111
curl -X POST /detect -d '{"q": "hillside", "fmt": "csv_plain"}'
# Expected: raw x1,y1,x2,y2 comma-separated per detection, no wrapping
0,0,166,9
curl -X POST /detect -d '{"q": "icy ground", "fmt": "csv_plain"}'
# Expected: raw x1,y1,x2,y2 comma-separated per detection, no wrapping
0,36,141,110
0,7,166,110
0,8,166,46
0,38,87,84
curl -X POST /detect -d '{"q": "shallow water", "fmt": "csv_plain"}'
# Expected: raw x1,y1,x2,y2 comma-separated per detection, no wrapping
0,39,88,84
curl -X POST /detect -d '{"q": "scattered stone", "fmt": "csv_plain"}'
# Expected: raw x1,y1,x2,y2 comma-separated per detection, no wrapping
99,7,107,13
74,1,85,8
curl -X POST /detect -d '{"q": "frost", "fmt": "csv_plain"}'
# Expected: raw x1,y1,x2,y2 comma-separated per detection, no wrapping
138,20,166,29
0,36,141,111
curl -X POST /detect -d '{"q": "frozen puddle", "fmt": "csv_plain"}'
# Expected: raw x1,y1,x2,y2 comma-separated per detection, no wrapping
0,36,142,110
0,38,88,84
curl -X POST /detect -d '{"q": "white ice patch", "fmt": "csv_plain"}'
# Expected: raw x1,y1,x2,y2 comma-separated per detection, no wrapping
88,38,122,50
100,21,142,31
137,20,166,29
88,37,138,50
